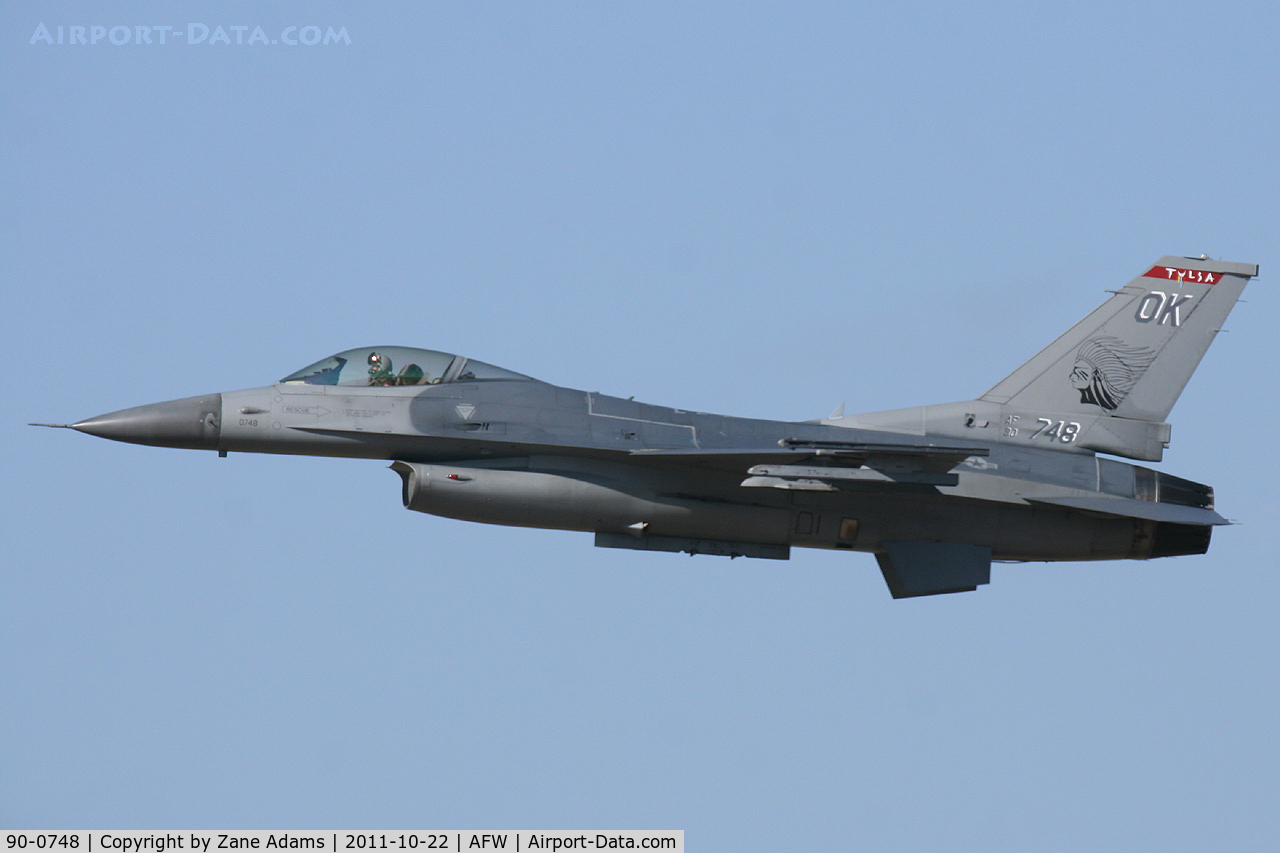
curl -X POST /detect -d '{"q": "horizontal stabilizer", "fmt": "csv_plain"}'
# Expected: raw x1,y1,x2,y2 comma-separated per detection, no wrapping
875,541,992,598
1027,495,1228,525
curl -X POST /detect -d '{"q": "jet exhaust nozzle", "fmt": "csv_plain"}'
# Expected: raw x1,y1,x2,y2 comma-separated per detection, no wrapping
73,393,222,450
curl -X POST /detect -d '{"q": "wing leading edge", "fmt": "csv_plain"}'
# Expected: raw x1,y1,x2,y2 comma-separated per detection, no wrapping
631,441,988,487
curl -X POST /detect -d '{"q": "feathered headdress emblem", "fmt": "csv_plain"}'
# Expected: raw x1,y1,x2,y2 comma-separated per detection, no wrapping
1069,336,1156,411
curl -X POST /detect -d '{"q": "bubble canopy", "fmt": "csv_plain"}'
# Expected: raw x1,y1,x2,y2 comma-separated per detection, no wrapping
280,347,533,387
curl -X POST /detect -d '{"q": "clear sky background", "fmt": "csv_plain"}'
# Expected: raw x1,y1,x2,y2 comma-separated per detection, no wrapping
4,2,1278,849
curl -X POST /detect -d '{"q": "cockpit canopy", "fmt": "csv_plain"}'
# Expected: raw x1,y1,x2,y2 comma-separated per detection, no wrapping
280,347,533,387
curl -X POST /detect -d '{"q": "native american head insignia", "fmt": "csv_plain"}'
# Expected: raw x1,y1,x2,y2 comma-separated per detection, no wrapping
1069,336,1156,411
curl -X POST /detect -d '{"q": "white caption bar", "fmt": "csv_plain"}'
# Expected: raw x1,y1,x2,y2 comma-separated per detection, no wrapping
1,833,682,853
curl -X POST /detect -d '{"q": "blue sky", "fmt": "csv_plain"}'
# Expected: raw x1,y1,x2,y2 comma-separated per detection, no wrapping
4,2,1278,849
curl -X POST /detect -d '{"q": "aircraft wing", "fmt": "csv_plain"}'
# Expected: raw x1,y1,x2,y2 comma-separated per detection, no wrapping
630,440,988,488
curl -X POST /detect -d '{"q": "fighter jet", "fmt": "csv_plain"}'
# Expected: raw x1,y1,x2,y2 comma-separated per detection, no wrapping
36,256,1258,598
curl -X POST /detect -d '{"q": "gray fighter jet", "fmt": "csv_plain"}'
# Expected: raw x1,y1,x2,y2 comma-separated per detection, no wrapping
37,256,1259,598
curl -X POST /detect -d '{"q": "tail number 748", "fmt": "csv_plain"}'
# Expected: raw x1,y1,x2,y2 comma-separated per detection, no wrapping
1032,418,1081,443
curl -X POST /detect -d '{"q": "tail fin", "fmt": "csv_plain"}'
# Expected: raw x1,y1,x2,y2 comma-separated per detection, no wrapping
981,256,1258,423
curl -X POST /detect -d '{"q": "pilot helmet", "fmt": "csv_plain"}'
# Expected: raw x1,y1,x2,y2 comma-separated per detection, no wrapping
367,351,393,379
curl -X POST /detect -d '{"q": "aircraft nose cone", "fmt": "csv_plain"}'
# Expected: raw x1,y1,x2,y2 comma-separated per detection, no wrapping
73,393,222,450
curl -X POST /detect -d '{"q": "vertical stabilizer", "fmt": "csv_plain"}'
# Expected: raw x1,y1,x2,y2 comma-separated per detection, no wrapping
980,257,1258,423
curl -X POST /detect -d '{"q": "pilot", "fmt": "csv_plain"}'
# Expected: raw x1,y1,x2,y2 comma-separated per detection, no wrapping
367,351,396,386
396,364,425,385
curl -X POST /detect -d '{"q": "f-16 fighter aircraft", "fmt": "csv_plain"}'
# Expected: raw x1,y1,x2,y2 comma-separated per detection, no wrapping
37,256,1259,598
